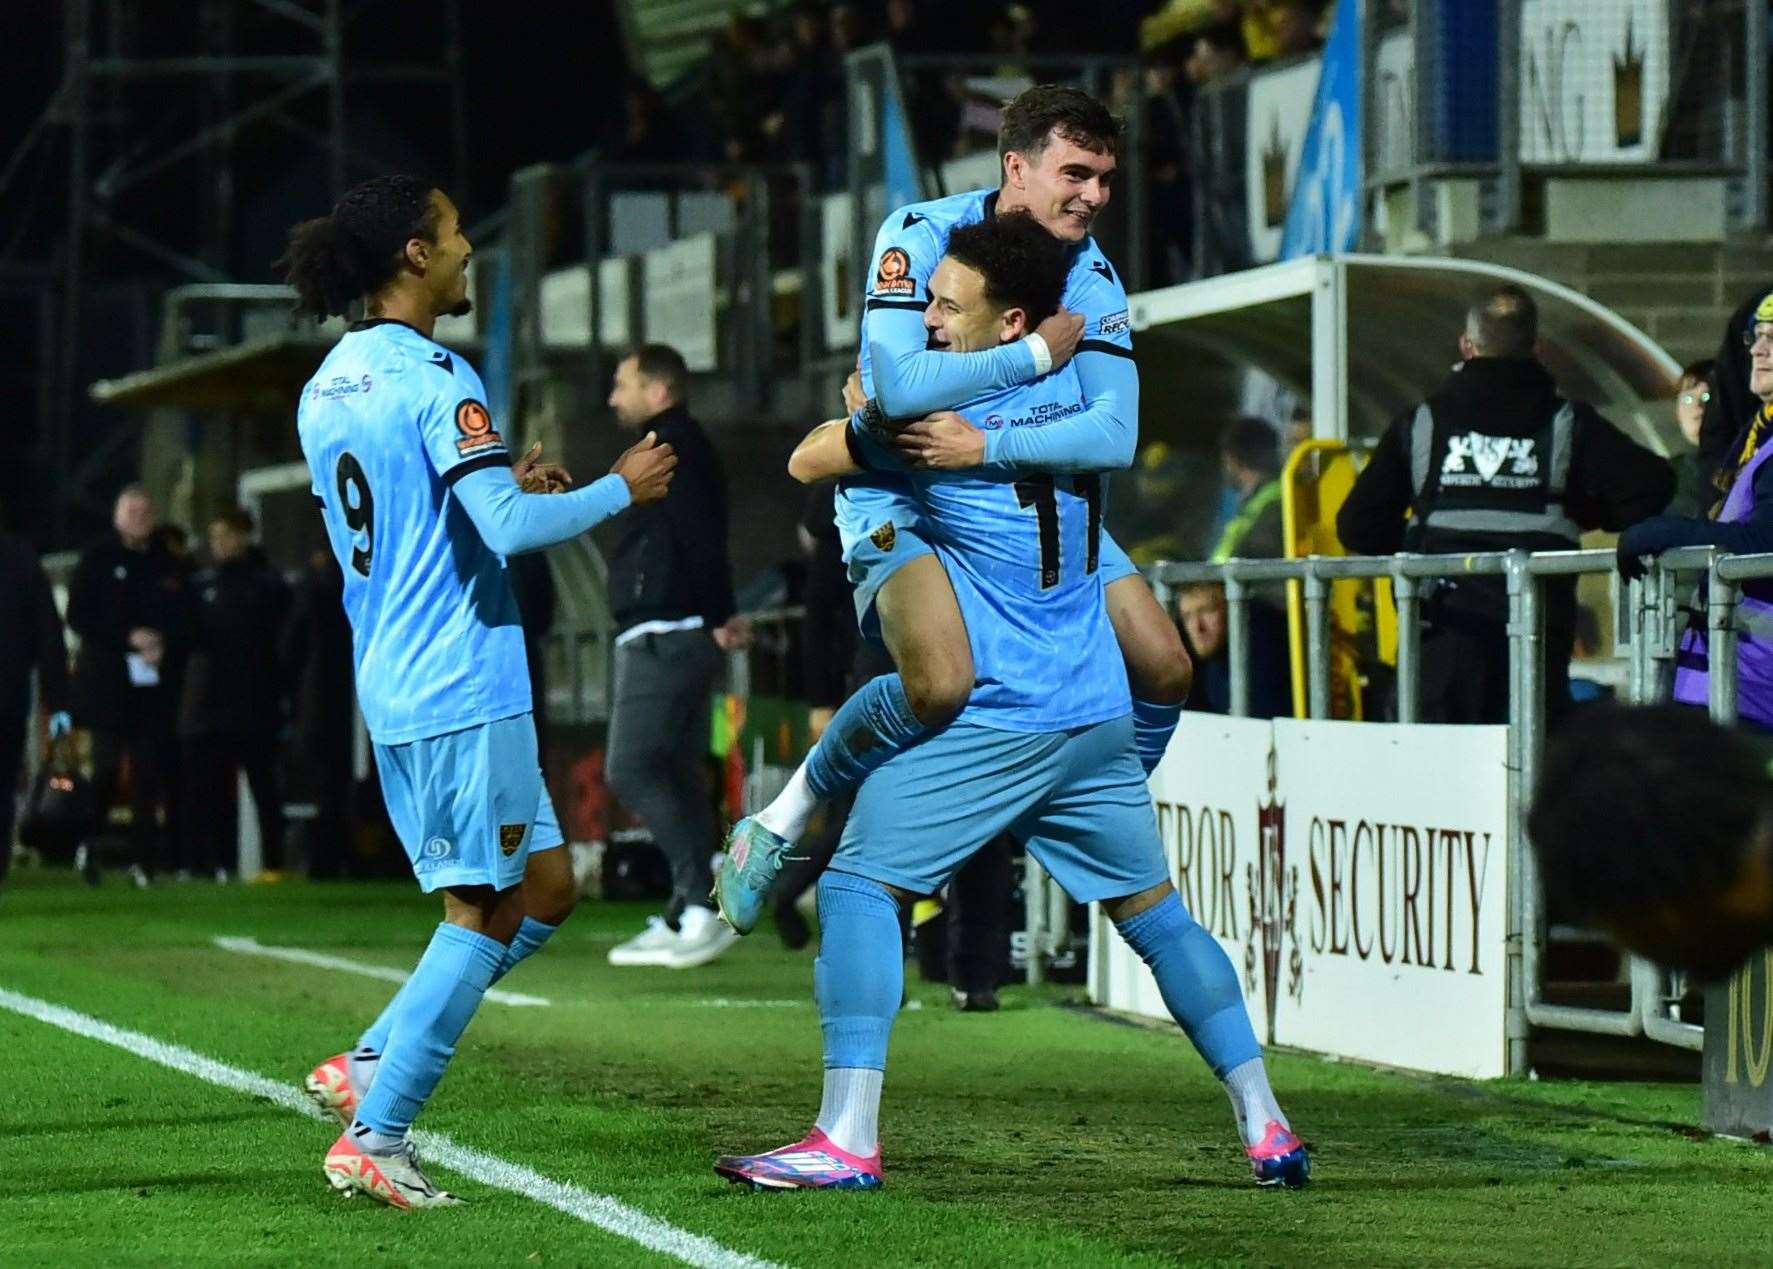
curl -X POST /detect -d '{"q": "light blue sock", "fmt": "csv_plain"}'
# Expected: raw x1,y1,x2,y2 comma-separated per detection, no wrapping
1132,697,1183,775
1117,891,1260,1078
803,674,928,801
814,871,903,1070
353,922,505,1138
491,916,557,985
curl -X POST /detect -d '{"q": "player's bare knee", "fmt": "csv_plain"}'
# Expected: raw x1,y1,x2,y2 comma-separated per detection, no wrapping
1102,879,1176,926
442,883,526,944
524,855,579,927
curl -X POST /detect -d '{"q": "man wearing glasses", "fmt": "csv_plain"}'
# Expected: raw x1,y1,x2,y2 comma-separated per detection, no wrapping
1618,293,1773,729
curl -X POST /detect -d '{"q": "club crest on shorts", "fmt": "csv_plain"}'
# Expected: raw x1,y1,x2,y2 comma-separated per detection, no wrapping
498,824,526,857
870,521,896,552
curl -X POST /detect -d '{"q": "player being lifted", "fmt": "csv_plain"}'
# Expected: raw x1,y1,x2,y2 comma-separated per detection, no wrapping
716,85,1190,923
282,176,676,1207
715,212,1307,1192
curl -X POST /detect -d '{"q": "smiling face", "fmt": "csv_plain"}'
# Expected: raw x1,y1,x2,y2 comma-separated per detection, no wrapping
999,129,1117,244
922,257,1026,353
419,190,473,319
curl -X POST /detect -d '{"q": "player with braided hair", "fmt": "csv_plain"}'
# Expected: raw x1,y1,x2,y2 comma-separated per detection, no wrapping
284,176,677,1207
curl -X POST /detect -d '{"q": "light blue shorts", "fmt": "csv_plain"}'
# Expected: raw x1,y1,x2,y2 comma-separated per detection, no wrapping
844,512,1140,644
372,712,564,894
830,713,1168,903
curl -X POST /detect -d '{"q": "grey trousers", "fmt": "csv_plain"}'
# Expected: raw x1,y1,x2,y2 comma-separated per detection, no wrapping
605,627,724,918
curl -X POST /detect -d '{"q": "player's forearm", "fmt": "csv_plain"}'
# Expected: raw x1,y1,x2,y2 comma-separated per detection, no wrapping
452,467,632,554
865,310,1043,419
980,349,1139,472
789,420,862,483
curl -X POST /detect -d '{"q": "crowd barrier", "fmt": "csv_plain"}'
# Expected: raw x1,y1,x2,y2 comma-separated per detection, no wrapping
1081,546,1773,1077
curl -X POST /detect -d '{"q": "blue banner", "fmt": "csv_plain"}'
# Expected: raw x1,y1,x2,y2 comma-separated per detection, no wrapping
1280,0,1362,258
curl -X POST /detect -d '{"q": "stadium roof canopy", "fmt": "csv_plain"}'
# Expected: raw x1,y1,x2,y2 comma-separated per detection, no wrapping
1131,253,1683,454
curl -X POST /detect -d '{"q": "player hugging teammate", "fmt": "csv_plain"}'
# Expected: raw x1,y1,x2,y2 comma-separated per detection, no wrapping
713,85,1309,1192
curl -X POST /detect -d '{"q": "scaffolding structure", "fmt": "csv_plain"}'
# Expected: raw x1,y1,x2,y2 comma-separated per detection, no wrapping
3,0,465,543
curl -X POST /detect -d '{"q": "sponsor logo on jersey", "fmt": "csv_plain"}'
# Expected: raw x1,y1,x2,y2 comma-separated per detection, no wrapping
1439,432,1541,489
873,247,915,296
987,400,1086,431
1098,309,1130,336
869,521,897,552
454,398,503,455
498,824,526,857
311,374,373,401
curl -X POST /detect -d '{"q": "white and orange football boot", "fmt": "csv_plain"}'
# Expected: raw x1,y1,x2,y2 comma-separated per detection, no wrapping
303,1053,360,1127
323,1131,460,1209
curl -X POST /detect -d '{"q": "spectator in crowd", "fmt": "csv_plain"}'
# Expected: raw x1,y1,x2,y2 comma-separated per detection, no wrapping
0,523,71,884
1237,0,1325,62
1144,56,1196,286
708,11,779,163
603,344,751,970
1177,581,1292,718
598,76,688,166
1339,285,1673,725
765,6,839,184
281,547,356,880
1699,286,1771,490
938,832,1016,1011
1618,290,1773,730
178,508,291,881
1667,358,1717,517
1184,25,1247,84
66,485,190,886
1210,416,1286,561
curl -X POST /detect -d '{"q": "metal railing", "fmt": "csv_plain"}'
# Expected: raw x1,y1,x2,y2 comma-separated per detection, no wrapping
1150,544,1773,1067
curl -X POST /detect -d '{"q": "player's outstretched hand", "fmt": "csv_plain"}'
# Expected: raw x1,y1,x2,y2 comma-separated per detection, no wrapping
894,411,986,470
1035,307,1085,368
612,431,677,504
514,441,573,493
842,369,867,415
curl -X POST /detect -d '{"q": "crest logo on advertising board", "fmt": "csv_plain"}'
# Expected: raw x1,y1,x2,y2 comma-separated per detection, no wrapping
1247,742,1303,1037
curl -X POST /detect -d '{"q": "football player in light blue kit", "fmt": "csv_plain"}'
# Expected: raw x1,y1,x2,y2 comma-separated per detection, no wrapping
714,213,1307,1193
281,176,677,1208
722,86,1191,904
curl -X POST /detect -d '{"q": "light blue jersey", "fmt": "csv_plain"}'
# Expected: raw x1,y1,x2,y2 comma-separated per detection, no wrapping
297,319,529,745
840,367,1130,732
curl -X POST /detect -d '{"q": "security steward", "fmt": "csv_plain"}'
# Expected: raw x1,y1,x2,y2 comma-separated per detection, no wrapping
1337,285,1673,724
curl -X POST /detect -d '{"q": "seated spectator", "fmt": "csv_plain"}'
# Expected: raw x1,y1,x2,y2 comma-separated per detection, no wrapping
1177,581,1293,718
1211,416,1285,561
1666,358,1717,517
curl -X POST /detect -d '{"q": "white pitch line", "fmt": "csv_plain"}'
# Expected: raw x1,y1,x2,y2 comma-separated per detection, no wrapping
212,936,550,1008
0,986,782,1269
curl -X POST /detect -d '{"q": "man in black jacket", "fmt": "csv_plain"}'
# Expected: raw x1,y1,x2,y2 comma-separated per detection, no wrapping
178,508,292,880
0,527,71,883
66,485,190,885
602,344,751,969
1337,285,1673,724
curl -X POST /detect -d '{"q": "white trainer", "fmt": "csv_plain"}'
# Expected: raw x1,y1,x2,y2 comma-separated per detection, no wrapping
665,904,739,969
607,915,681,967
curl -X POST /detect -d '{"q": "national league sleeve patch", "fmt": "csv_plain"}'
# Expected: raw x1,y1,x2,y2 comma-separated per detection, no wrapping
454,399,504,456
872,247,916,297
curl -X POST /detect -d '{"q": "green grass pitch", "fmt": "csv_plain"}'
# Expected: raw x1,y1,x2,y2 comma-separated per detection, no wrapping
3,868,1771,1267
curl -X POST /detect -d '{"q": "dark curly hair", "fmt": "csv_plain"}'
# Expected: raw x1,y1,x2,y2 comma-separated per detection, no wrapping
276,175,441,321
1528,702,1773,978
944,210,1069,328
998,84,1122,162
